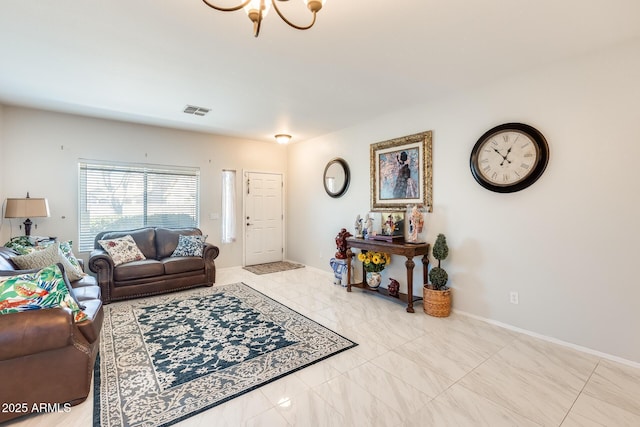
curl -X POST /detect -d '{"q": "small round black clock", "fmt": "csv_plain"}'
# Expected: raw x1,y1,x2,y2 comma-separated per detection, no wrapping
470,123,549,193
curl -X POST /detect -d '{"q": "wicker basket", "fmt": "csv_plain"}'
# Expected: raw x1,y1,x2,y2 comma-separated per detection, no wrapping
423,287,451,317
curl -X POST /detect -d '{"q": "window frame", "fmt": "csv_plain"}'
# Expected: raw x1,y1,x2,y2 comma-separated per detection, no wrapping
78,159,200,252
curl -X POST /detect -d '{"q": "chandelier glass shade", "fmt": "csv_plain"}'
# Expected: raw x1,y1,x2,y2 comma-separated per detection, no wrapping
202,0,326,37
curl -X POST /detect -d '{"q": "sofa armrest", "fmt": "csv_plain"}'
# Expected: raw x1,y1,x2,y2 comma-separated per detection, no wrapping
89,249,115,304
203,243,220,261
203,243,220,284
89,248,114,268
0,308,73,360
75,299,103,344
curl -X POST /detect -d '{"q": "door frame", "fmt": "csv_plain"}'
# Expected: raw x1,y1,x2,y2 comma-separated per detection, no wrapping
242,169,286,267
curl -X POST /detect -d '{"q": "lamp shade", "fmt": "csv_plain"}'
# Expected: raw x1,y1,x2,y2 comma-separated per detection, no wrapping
4,198,50,218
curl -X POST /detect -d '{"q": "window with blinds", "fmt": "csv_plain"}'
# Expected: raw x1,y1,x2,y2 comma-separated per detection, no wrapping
78,160,200,252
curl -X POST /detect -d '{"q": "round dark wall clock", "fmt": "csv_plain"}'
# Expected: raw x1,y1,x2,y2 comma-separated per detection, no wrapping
470,122,549,193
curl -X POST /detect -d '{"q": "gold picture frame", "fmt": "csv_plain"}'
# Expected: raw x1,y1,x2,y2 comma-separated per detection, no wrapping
370,130,432,212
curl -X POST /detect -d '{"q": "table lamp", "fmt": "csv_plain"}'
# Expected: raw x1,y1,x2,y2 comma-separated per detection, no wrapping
4,192,50,236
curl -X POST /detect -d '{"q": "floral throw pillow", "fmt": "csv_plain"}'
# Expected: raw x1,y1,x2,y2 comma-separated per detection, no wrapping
7,240,85,280
57,241,85,277
171,234,207,257
4,236,35,253
11,242,85,282
98,235,146,266
5,236,87,276
0,264,88,323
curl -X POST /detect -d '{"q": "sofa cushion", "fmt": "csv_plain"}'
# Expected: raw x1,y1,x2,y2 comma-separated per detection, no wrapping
155,228,202,259
99,235,146,267
72,284,101,302
171,234,207,257
72,274,98,289
11,243,85,281
99,228,157,259
0,264,87,322
113,259,164,282
162,257,205,275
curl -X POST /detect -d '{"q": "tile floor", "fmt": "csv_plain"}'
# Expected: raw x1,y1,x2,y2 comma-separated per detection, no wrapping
8,265,640,427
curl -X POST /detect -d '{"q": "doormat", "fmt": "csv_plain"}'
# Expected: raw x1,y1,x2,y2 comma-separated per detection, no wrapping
93,282,356,427
243,261,305,275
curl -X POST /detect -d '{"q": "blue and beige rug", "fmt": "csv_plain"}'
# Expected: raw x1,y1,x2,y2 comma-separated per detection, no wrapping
93,282,356,427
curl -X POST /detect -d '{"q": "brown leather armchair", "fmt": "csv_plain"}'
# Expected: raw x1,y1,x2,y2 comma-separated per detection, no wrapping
89,227,219,304
0,247,103,423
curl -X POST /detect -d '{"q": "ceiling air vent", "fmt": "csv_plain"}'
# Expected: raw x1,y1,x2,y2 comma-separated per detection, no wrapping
183,105,211,116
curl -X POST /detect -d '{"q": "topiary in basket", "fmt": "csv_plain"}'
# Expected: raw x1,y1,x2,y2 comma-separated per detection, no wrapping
424,233,451,317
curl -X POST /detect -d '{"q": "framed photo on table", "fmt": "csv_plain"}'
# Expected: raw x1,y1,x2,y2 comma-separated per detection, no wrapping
370,130,432,212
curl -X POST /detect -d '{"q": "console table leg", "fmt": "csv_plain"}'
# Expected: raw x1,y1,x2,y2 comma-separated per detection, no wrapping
405,257,415,313
422,254,429,287
346,249,353,292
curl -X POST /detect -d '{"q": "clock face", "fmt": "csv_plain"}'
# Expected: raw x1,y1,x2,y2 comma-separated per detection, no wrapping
470,123,549,193
476,130,538,185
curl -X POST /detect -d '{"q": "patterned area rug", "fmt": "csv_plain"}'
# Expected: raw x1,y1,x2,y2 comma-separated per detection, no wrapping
93,283,356,427
243,261,305,275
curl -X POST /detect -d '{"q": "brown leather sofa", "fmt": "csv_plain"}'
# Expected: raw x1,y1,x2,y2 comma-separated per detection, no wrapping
89,227,219,304
0,247,103,423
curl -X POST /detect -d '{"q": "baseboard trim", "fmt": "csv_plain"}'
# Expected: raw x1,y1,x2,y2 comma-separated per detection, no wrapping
453,308,640,369
231,265,640,368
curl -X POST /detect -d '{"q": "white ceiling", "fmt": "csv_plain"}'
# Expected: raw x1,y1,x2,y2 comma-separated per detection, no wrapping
1,1,639,143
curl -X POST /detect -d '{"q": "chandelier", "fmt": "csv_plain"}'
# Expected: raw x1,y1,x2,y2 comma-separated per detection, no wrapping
202,0,326,37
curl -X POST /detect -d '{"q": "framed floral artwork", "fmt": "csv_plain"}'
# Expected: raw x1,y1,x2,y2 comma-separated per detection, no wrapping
370,130,432,212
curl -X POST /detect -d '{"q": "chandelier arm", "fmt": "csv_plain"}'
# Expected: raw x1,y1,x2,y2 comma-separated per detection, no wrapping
201,0,252,12
271,0,318,30
253,5,263,37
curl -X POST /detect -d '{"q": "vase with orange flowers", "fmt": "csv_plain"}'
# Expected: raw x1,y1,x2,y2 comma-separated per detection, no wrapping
357,251,391,289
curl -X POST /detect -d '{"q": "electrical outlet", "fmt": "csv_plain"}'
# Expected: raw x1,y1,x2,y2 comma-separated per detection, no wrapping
509,291,519,304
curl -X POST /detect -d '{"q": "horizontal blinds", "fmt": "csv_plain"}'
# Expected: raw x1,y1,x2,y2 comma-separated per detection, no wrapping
78,161,200,252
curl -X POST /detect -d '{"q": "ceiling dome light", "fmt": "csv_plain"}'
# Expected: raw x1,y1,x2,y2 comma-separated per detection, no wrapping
202,0,326,37
275,134,292,144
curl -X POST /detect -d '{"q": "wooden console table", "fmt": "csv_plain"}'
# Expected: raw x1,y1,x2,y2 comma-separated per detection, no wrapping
345,237,430,313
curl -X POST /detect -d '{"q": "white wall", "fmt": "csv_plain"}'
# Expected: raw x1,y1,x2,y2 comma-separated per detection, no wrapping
287,39,640,364
0,107,287,268
1,40,638,363
0,105,4,225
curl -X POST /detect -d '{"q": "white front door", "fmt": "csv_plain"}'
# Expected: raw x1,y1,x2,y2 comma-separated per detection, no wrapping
244,171,284,266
